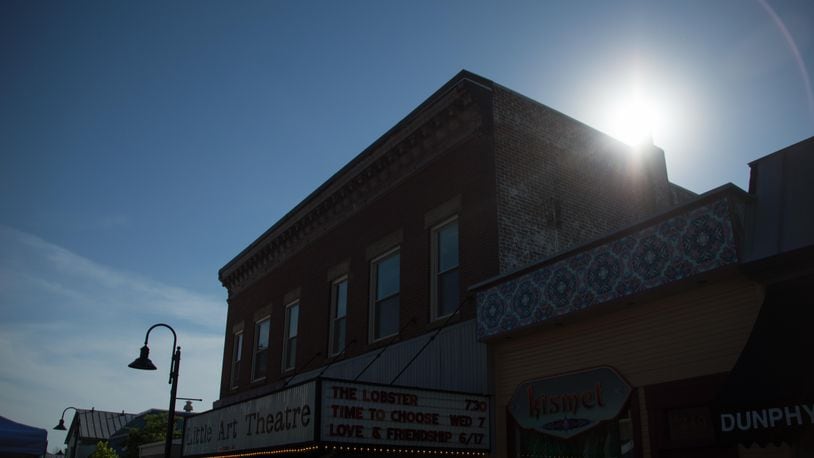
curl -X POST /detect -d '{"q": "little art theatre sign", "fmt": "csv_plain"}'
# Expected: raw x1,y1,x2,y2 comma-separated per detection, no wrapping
183,379,491,456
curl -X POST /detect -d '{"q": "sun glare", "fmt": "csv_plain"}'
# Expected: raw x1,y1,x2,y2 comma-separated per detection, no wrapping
607,95,658,147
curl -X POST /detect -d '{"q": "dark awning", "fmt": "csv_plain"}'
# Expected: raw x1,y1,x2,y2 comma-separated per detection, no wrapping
0,416,47,457
714,273,814,447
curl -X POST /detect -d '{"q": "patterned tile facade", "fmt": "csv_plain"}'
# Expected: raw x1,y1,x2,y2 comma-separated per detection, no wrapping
475,197,739,340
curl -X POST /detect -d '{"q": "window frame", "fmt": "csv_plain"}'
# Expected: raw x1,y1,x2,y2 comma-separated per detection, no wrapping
229,330,243,389
282,301,299,372
329,276,349,357
369,246,401,343
251,316,270,382
431,216,460,321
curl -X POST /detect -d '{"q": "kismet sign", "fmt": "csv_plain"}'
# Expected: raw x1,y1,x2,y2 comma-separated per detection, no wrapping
509,367,631,439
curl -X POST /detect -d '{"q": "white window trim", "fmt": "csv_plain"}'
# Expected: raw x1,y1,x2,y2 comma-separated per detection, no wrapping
282,301,299,372
369,246,400,343
230,330,243,390
329,275,348,357
431,215,459,321
251,315,270,382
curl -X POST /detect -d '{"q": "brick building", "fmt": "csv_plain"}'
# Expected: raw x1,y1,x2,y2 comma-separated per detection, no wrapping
184,70,688,457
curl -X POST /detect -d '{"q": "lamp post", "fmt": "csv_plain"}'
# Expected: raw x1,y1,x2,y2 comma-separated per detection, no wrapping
177,397,202,413
53,406,79,431
128,323,181,458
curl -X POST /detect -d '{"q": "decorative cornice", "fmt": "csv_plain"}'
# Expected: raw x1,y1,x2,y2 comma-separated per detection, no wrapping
220,83,484,296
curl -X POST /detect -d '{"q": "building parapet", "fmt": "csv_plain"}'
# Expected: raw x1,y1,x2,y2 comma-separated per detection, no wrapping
473,184,750,340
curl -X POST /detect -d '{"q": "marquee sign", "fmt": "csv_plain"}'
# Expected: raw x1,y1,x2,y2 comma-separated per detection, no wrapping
183,379,490,456
509,367,631,439
321,380,490,450
183,381,316,455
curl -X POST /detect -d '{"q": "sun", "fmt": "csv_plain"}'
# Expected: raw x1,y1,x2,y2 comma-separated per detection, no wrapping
606,94,658,147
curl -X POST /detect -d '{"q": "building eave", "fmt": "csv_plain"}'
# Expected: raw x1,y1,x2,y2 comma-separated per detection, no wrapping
218,70,494,295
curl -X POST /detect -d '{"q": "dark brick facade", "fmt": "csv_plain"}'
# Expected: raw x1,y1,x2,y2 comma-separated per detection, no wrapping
217,71,677,402
493,85,673,272
219,76,500,399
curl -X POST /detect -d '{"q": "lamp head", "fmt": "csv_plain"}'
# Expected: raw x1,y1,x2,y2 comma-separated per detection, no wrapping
128,345,157,370
53,418,66,431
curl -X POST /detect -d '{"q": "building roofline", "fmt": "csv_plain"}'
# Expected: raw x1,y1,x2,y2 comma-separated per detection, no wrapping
489,81,639,153
64,409,138,443
469,183,750,293
747,135,814,167
217,70,666,292
218,70,495,282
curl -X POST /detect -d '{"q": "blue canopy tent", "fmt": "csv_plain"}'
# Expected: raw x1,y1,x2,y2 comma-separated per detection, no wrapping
0,416,47,457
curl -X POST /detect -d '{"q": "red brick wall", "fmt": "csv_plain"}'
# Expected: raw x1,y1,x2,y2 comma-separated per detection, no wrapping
219,116,500,398
492,85,673,273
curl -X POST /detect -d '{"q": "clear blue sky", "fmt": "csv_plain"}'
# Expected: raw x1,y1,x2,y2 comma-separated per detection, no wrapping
1,0,812,451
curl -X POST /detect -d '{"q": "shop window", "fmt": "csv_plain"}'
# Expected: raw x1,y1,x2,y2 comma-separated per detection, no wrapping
251,317,270,381
329,277,348,356
229,331,243,389
283,301,299,371
370,248,400,341
509,407,635,458
431,217,459,320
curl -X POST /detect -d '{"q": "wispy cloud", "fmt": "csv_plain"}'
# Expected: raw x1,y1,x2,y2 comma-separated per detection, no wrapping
0,225,225,451
1,225,224,328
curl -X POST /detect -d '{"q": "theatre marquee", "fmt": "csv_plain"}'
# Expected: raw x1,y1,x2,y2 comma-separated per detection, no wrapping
183,379,490,456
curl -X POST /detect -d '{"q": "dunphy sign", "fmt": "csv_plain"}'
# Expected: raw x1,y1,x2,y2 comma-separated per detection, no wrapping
509,367,631,439
183,381,316,455
719,403,814,433
322,380,490,449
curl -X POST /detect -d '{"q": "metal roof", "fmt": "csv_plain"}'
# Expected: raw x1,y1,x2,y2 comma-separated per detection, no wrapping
69,409,136,441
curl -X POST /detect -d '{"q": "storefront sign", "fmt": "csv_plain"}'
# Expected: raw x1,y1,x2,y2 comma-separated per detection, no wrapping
719,403,814,433
321,380,490,450
668,407,714,444
509,367,631,439
183,381,316,456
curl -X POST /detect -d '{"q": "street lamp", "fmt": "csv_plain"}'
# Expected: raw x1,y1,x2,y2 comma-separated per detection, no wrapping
53,406,79,431
177,397,202,413
129,323,181,458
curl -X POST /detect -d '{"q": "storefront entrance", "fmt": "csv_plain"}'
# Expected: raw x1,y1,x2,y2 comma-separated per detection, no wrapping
508,407,636,458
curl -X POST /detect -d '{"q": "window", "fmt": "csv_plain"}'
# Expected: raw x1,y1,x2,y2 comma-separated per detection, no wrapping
329,277,348,356
370,248,400,341
251,317,270,381
432,217,459,319
230,331,243,389
283,302,299,371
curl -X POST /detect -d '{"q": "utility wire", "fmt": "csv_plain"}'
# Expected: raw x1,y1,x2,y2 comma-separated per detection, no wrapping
316,339,358,378
389,294,471,386
352,317,416,382
280,351,322,387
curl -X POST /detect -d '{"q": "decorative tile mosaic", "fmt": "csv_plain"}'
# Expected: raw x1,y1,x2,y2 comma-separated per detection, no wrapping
476,197,739,340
